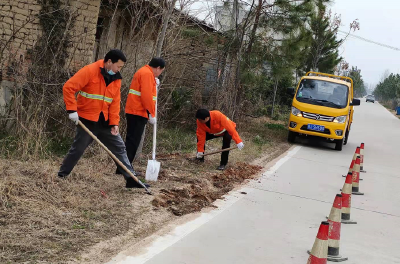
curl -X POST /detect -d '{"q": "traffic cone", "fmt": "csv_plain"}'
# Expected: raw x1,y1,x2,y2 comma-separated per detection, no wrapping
342,147,360,177
307,221,329,264
352,156,364,195
342,160,355,178
360,143,366,173
341,173,357,224
327,194,348,262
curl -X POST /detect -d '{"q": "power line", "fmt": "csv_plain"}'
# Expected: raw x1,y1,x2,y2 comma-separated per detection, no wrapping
337,30,400,51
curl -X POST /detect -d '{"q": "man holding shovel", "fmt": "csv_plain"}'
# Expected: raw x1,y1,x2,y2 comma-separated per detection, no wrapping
196,109,244,170
115,58,165,175
58,49,149,189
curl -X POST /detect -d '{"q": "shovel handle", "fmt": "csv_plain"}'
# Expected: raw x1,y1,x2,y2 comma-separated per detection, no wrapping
78,121,151,195
201,146,238,157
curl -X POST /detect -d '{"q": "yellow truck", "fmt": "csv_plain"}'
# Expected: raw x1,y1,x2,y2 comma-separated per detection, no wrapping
287,72,360,151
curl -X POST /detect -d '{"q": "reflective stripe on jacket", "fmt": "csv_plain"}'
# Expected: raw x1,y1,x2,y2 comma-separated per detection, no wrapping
196,110,242,152
125,65,156,118
63,60,121,125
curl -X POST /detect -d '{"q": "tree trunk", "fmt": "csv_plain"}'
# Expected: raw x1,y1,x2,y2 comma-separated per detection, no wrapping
246,0,263,62
232,0,256,119
155,0,177,57
271,79,279,117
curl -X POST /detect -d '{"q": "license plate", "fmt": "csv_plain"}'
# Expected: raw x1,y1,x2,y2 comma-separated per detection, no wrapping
307,124,325,132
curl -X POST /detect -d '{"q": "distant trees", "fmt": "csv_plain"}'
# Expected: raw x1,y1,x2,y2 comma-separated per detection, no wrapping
348,66,367,97
374,73,400,101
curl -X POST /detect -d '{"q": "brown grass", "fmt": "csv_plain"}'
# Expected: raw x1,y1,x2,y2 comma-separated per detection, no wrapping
0,117,291,263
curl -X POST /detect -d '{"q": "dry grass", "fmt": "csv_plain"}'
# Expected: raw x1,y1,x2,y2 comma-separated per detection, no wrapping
0,117,291,263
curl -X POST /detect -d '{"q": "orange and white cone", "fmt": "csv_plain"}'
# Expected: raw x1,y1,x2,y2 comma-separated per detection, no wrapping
342,147,360,178
327,194,348,262
352,156,364,195
341,173,357,224
360,143,366,172
307,221,329,264
342,160,355,178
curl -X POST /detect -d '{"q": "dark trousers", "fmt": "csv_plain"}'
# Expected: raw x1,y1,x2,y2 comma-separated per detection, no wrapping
199,131,232,166
58,118,134,181
125,114,148,163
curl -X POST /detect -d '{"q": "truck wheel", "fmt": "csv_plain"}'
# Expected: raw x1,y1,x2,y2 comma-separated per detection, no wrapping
335,138,344,151
288,131,296,143
343,129,349,145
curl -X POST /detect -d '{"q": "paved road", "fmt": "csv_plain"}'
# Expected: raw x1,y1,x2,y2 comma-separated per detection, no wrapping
108,100,400,264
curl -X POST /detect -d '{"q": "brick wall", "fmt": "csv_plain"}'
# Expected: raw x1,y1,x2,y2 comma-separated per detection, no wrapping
0,0,100,79
0,0,101,112
66,0,100,71
0,0,42,81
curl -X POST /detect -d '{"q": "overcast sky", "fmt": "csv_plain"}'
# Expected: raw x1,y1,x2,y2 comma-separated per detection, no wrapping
330,0,400,89
187,0,400,89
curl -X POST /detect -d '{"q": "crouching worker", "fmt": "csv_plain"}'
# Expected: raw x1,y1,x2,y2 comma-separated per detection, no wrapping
195,109,244,170
58,49,149,189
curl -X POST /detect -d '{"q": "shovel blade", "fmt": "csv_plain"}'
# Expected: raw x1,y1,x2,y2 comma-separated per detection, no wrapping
145,159,160,181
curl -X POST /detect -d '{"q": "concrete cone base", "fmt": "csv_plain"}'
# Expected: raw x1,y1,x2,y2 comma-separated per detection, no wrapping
341,219,357,224
342,175,363,180
327,255,348,262
327,216,357,224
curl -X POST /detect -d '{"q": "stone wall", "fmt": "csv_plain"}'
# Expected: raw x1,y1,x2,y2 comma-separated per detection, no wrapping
66,0,101,70
0,0,42,111
0,0,42,82
0,0,101,112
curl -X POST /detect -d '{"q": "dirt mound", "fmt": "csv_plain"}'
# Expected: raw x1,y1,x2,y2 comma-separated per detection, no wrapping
152,163,262,216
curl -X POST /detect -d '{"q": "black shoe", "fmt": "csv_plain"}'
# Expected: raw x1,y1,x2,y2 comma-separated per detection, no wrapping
57,173,68,178
195,158,205,163
125,177,150,189
217,165,226,171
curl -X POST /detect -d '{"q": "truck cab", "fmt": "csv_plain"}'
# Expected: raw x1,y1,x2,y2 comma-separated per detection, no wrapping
287,72,360,150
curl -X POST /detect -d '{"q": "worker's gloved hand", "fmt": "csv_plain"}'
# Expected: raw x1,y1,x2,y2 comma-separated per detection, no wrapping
149,115,156,125
196,152,204,159
237,142,244,150
68,112,79,125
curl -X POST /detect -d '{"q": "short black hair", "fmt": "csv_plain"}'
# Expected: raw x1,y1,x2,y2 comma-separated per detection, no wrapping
149,57,166,69
104,49,127,63
196,109,210,120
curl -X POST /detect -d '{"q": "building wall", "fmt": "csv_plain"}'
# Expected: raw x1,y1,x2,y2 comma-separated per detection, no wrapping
0,0,100,112
0,0,42,112
0,0,228,117
66,0,101,70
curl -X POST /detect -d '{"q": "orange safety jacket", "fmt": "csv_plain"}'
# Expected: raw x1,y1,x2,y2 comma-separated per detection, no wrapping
125,65,156,118
63,60,122,126
196,110,242,152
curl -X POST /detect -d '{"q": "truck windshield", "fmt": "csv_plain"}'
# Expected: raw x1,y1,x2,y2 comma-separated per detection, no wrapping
296,79,349,109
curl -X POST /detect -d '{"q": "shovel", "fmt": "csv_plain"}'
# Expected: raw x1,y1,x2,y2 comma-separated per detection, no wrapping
78,120,152,195
145,98,160,181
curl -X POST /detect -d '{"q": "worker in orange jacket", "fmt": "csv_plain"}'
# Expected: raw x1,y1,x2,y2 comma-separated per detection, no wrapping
195,109,244,170
58,49,148,189
115,58,165,175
